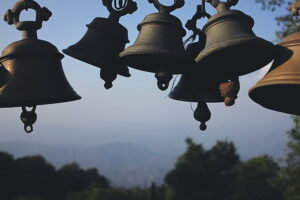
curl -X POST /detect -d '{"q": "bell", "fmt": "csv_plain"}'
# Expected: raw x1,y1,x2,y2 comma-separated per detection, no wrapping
194,0,275,77
63,0,137,89
169,68,222,131
249,32,300,115
119,0,190,91
169,31,240,105
0,0,81,133
169,72,224,104
169,12,240,131
169,41,238,130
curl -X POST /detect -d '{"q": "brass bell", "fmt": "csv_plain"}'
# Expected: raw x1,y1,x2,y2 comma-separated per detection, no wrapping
119,0,190,91
168,5,219,131
249,32,300,115
169,7,240,130
195,0,275,78
0,0,81,133
63,0,137,89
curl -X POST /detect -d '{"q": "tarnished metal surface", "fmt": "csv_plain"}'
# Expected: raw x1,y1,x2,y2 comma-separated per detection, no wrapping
169,40,224,103
0,0,81,132
249,32,300,115
195,1,275,78
119,0,189,90
63,0,137,89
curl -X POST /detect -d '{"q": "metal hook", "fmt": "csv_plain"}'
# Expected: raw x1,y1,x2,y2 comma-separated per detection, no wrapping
103,0,137,22
185,1,210,44
148,0,185,13
114,0,127,10
24,125,33,133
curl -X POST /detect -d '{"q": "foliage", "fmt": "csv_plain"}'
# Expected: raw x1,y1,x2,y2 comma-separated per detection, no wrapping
255,0,285,11
0,153,109,200
13,196,44,200
1,117,300,200
165,138,240,200
67,187,130,200
274,116,300,200
255,0,300,39
235,155,282,200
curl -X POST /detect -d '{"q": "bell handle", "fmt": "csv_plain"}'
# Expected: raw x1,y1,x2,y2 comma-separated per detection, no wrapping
102,0,137,22
205,0,238,12
186,3,211,36
4,0,52,39
289,0,300,17
148,0,185,14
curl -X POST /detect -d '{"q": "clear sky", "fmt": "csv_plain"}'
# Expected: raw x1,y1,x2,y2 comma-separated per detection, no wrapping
0,0,294,158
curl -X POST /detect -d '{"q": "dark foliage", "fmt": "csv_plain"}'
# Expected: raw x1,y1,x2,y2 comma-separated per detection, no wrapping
0,153,109,200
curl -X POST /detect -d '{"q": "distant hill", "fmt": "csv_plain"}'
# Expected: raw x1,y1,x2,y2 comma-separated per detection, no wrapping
0,140,177,187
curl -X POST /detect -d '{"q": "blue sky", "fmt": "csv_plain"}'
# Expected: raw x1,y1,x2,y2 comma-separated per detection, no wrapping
0,0,294,159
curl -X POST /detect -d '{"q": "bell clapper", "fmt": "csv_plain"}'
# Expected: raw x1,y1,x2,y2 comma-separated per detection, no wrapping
100,69,117,89
219,77,240,107
194,102,211,131
155,72,173,91
20,106,37,134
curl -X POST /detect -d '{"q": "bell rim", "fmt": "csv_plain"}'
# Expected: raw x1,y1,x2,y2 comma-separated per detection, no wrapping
249,83,300,115
169,91,224,103
63,46,130,77
0,92,81,108
194,37,275,76
119,51,190,74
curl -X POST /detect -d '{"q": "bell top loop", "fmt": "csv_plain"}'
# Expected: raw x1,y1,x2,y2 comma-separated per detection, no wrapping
103,0,137,22
205,0,238,12
4,0,52,39
148,0,185,14
289,0,300,17
186,4,211,37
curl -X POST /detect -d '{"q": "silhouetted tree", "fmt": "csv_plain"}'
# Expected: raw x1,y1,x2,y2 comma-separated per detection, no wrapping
0,152,16,200
13,195,44,200
67,187,130,200
84,168,110,188
274,116,300,200
165,138,240,200
235,155,282,200
14,155,56,200
56,162,110,200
